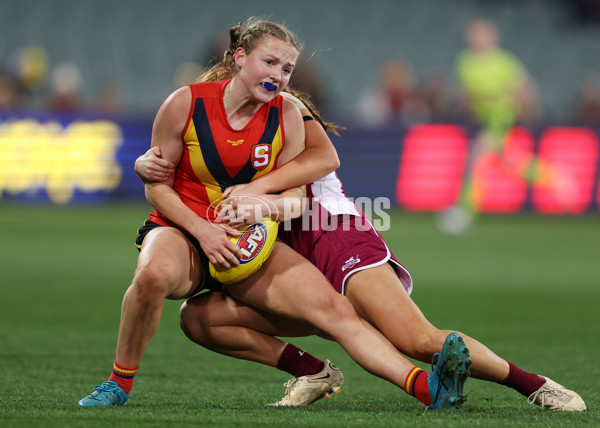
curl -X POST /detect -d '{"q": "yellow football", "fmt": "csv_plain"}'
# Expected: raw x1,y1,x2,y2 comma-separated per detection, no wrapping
209,218,278,285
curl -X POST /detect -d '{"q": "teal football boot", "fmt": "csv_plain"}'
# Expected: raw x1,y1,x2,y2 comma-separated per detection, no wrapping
427,332,471,410
78,381,128,406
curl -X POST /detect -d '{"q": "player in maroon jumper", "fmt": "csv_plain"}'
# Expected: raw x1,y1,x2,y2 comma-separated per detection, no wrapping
138,89,586,411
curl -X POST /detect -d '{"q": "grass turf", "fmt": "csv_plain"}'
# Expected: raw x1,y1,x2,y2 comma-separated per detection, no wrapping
0,203,598,427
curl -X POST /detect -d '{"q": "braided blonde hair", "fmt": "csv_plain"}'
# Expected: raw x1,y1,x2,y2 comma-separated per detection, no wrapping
199,17,302,82
199,17,343,135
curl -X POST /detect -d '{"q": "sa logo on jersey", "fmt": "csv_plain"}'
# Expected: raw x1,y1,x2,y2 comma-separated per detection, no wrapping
236,223,267,263
252,144,271,171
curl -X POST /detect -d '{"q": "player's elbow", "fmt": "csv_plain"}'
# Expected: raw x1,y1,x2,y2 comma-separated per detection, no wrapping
327,150,341,171
134,157,146,183
313,147,339,177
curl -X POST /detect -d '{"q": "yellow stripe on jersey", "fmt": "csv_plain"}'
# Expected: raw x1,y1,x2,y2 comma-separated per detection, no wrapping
183,121,223,206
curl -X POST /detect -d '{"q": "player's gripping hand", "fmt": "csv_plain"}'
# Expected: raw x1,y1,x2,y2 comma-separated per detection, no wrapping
217,196,272,228
194,221,243,269
221,180,269,199
135,146,176,184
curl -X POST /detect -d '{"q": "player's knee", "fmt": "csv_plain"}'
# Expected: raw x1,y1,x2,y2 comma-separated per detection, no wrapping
179,298,215,345
132,261,179,300
180,300,201,342
322,295,361,329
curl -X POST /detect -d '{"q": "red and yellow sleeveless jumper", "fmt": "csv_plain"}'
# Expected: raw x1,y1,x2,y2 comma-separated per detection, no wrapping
149,80,285,226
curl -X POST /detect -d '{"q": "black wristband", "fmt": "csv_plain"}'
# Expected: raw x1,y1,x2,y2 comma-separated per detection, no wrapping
303,115,315,121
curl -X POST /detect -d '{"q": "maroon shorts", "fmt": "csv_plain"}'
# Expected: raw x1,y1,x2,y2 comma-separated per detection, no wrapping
283,215,413,295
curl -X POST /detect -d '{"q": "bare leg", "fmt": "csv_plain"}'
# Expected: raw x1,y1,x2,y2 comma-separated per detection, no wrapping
79,226,205,405
180,291,318,367
223,241,418,389
116,227,203,367
345,263,509,381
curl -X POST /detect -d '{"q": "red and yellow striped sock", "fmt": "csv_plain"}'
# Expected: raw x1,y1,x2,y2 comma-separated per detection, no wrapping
107,359,138,394
404,367,431,406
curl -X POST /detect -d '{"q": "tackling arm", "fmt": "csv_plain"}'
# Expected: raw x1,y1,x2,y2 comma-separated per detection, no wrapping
222,93,340,197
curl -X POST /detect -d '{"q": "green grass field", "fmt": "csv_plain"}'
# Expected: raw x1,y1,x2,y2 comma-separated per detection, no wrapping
1,203,598,427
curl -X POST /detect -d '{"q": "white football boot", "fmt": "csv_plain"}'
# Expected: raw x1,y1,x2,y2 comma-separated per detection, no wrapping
528,377,586,411
268,360,344,406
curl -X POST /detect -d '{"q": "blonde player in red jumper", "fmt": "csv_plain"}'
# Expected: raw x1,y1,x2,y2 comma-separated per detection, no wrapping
79,17,470,409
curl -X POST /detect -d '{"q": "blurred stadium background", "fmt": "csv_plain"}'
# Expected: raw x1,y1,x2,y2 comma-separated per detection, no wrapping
1,0,600,213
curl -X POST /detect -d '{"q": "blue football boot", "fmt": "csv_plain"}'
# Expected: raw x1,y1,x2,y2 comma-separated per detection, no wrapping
78,381,128,406
427,332,471,410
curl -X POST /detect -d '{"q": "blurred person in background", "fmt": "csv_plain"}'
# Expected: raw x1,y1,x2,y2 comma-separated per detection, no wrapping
47,62,84,112
419,71,454,123
438,17,545,234
0,70,21,110
574,72,600,127
4,45,49,110
356,58,430,127
95,79,124,114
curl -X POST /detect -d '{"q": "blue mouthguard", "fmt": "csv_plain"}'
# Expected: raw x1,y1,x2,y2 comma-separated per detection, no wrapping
261,82,277,92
